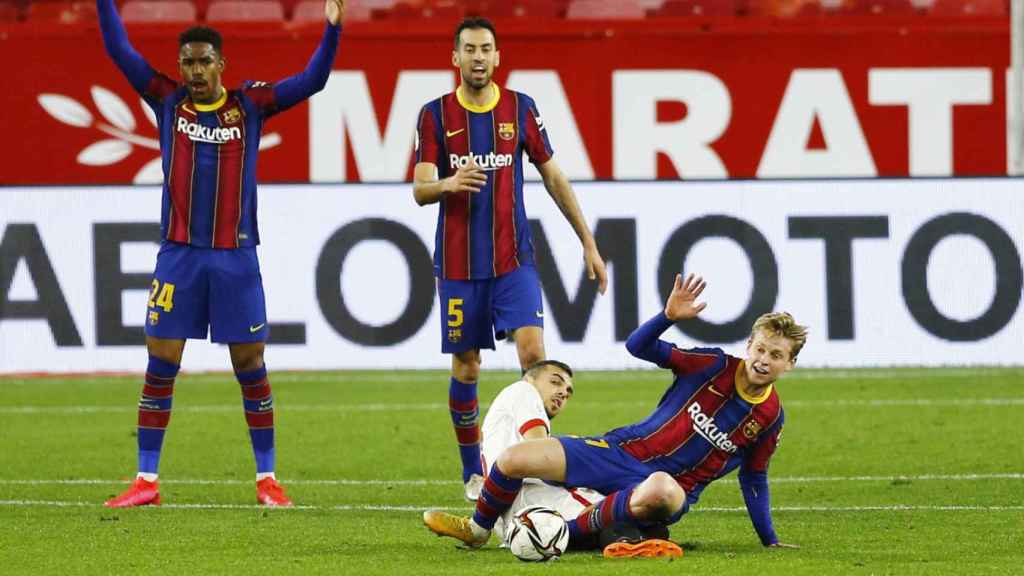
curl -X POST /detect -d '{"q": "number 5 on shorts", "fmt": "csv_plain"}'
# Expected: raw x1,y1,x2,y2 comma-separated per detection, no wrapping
148,279,176,312
447,298,464,327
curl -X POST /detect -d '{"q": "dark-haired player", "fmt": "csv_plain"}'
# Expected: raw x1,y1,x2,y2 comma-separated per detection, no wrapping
412,17,608,501
98,0,347,508
424,273,807,555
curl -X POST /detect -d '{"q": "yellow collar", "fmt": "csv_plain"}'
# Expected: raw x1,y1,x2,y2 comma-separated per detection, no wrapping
193,88,227,112
456,83,500,113
735,361,773,404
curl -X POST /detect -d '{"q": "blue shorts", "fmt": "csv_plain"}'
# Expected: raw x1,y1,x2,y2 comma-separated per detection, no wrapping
559,436,691,524
144,242,268,343
436,264,544,354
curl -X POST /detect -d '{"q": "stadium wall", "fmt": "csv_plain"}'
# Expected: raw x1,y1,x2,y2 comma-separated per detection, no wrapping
0,19,1010,185
1,179,1021,372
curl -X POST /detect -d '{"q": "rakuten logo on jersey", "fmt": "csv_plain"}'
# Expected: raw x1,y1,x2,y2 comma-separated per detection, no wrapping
449,152,514,172
176,117,242,144
687,402,737,453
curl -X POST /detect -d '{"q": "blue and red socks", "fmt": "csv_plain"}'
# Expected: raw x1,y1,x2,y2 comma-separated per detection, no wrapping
137,356,179,477
449,377,483,482
473,463,523,530
237,366,275,475
568,488,636,541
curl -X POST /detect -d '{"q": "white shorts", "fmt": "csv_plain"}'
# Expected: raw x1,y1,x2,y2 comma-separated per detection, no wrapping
494,480,605,544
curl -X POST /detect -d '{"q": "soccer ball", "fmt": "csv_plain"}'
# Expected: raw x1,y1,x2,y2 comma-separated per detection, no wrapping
505,506,569,562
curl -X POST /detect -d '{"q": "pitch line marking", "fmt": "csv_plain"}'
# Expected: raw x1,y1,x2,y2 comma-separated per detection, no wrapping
2,397,1022,415
0,499,1021,513
0,472,1020,487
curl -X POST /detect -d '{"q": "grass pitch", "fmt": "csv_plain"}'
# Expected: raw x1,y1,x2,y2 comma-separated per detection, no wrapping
1,367,1022,575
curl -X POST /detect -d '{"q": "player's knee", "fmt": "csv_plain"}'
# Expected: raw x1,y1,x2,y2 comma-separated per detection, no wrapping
452,351,481,382
632,472,685,520
494,445,529,479
146,336,184,365
229,344,265,372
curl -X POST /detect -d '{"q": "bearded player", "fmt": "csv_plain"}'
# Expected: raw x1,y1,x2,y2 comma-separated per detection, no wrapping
98,0,347,507
412,17,608,502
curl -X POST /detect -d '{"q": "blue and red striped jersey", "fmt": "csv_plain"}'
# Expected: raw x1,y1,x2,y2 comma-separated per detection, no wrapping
415,85,554,280
142,78,277,248
98,0,339,249
605,347,784,502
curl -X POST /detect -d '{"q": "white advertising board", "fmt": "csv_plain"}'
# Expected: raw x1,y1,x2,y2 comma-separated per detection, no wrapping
1,179,1021,372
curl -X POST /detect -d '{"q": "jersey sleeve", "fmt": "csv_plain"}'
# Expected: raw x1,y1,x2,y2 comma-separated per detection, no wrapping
664,347,724,376
742,416,784,474
98,0,177,102
415,103,442,166
268,22,340,116
242,81,278,116
511,383,549,437
737,415,784,545
519,94,553,165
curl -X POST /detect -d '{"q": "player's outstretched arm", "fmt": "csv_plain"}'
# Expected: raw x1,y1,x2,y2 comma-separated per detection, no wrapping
97,0,155,94
626,273,707,365
536,159,608,295
739,423,798,548
271,0,344,112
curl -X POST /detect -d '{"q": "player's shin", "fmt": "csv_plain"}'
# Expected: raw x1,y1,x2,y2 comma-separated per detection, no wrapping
449,377,483,482
137,356,179,478
472,463,523,531
568,488,636,541
237,366,275,476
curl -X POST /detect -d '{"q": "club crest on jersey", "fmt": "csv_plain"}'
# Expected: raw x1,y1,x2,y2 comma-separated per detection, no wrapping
222,107,241,124
176,117,241,144
148,311,159,326
687,402,737,453
742,419,762,439
498,122,515,141
448,328,462,343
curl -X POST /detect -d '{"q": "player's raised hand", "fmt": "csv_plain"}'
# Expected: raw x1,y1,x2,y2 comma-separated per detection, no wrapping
325,0,345,25
664,273,707,321
443,155,487,195
585,243,608,295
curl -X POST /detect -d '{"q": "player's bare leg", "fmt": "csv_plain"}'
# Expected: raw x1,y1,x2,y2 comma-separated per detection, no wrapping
230,342,290,506
451,350,485,500
603,472,685,559
511,326,545,371
496,437,568,482
104,336,185,508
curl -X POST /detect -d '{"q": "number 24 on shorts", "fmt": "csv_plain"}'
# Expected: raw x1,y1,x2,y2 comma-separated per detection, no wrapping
148,279,176,312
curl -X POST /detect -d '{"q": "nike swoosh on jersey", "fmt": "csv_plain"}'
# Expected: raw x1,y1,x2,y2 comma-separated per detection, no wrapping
249,323,266,333
446,128,465,138
535,311,544,318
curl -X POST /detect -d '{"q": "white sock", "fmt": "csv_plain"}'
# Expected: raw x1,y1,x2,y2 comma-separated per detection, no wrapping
137,472,158,482
256,472,276,482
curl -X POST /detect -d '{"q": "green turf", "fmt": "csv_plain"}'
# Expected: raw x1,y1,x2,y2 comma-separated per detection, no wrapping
1,368,1022,574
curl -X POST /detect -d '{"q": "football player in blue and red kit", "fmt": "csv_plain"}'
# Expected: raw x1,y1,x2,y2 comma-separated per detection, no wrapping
413,17,608,502
424,273,807,555
99,0,347,508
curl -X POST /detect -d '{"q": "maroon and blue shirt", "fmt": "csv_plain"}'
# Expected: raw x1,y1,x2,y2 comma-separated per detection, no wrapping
619,312,786,545
99,0,339,249
415,85,554,280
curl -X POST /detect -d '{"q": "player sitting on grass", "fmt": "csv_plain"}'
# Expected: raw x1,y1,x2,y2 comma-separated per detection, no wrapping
423,273,807,554
425,360,681,558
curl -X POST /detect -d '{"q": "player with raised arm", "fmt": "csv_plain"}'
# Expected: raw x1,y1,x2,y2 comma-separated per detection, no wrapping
412,17,608,502
423,273,807,555
98,0,347,508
